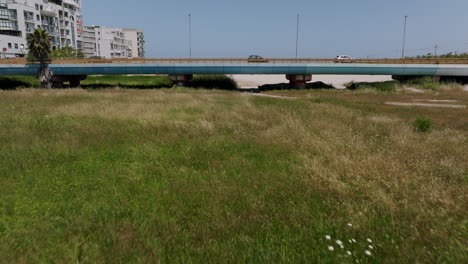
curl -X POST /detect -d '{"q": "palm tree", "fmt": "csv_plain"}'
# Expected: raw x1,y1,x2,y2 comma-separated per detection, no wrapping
26,28,53,88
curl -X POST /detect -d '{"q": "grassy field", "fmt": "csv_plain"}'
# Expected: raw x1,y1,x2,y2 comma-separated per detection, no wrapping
0,84,467,263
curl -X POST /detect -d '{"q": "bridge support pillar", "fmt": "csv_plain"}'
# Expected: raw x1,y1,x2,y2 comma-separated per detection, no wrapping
51,75,87,88
286,74,312,89
169,74,193,87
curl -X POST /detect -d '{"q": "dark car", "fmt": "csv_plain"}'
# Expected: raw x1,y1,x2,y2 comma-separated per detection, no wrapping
248,55,269,63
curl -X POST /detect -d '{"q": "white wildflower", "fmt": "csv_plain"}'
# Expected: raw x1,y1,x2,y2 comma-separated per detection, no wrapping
352,239,357,243
328,246,334,251
347,223,353,227
367,238,373,243
325,235,331,240
340,244,344,249
347,251,352,256
368,245,374,249
365,250,372,256
336,240,343,246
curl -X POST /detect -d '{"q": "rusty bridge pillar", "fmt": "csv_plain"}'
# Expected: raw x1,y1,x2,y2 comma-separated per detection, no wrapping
286,74,312,89
168,74,193,87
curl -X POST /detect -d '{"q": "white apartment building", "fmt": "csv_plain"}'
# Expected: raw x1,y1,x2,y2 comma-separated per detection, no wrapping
81,24,95,57
82,25,145,59
123,28,144,58
0,0,83,58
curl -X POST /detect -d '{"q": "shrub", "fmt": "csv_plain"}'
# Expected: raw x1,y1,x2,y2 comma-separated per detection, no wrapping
404,77,442,91
346,81,398,92
189,75,239,90
414,117,433,132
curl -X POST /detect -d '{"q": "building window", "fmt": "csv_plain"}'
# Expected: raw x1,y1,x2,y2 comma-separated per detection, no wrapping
8,43,12,49
35,4,39,10
14,43,18,49
0,20,19,31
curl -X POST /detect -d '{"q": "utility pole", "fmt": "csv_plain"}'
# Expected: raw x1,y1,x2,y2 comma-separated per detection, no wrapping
188,13,192,59
401,15,408,58
434,45,438,57
295,14,300,59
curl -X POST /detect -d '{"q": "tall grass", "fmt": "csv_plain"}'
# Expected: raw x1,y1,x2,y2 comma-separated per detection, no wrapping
345,77,465,93
0,89,467,263
82,75,172,89
0,75,238,90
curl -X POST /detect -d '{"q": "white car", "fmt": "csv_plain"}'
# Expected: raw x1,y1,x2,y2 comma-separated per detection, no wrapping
335,55,354,63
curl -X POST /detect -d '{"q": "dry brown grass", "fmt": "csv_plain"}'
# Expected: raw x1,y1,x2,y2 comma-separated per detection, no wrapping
0,88,466,263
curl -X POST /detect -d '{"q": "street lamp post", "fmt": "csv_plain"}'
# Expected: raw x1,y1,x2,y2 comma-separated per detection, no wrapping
188,13,192,59
295,14,300,59
401,15,408,58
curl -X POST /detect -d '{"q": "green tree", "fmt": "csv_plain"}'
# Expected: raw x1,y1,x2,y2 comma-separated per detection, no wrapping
26,28,53,88
51,46,85,59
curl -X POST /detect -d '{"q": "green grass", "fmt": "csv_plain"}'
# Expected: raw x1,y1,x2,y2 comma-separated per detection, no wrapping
0,75,237,90
82,75,172,89
0,88,467,263
345,78,460,92
402,77,443,91
0,75,40,89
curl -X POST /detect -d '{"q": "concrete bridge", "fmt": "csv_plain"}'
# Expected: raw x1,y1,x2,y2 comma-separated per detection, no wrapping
1,58,468,88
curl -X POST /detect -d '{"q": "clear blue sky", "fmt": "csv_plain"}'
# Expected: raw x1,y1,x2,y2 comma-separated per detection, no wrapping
83,0,468,58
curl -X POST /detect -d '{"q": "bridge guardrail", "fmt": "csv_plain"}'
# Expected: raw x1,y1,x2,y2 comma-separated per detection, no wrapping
1,58,468,65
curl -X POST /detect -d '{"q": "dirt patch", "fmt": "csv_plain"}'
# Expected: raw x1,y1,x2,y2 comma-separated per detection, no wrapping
385,102,466,108
464,86,468,92
248,93,296,99
413,99,459,103
404,87,425,93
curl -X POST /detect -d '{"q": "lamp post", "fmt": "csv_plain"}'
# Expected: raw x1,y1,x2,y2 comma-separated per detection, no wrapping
188,13,192,59
401,15,408,58
295,14,300,59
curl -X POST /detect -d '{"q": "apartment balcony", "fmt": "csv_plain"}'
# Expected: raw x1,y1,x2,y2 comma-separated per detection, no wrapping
63,0,80,8
41,7,57,17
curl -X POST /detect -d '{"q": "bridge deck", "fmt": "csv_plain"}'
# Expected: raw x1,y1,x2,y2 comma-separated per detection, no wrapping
1,61,468,77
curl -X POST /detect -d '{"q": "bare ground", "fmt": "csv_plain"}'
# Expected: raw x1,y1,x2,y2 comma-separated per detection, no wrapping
229,74,393,89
